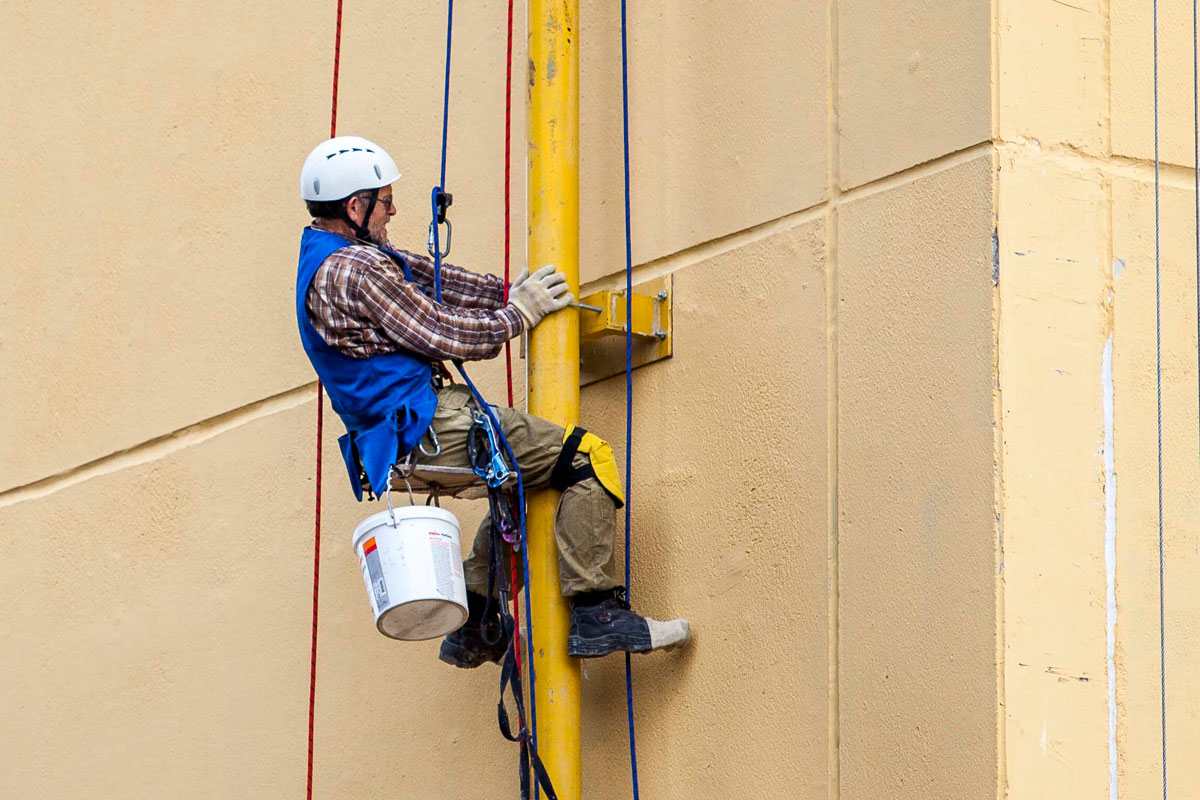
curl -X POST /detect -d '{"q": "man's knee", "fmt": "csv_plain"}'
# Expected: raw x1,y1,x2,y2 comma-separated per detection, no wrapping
549,426,624,507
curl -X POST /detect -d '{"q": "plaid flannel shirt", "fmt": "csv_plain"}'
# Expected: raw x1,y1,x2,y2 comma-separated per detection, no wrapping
304,225,525,362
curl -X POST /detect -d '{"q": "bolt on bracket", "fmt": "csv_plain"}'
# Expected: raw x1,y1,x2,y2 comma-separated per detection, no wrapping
576,274,673,386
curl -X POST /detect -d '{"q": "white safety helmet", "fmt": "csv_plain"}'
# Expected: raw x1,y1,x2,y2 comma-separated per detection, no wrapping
300,135,401,201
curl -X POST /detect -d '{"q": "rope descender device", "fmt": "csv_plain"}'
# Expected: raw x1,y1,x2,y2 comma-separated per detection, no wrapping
467,408,512,489
427,187,453,260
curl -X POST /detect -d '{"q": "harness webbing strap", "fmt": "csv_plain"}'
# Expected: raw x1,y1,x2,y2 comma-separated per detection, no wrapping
498,644,560,800
549,426,591,491
453,362,555,800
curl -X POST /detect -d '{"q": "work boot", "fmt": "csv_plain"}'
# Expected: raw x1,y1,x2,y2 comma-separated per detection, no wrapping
439,590,511,669
567,587,691,658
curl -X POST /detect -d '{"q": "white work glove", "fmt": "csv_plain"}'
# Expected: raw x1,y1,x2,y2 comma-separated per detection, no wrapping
509,266,532,292
507,264,572,329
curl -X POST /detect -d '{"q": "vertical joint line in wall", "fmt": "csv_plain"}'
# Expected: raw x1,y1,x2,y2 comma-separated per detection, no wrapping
826,0,841,796
1102,0,1113,153
990,0,1000,142
1103,335,1118,800
826,0,841,205
826,209,840,800
991,147,1006,800
1102,170,1118,799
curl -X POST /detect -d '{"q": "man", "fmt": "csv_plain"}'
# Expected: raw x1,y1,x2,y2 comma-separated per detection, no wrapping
296,135,689,666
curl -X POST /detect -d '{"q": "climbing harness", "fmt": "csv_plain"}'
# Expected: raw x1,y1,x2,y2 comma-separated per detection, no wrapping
420,3,557,798
307,0,644,795
455,365,558,800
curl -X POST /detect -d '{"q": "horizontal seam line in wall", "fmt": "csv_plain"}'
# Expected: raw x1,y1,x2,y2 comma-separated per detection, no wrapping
0,383,317,509
583,140,995,294
995,136,1200,188
11,140,1001,503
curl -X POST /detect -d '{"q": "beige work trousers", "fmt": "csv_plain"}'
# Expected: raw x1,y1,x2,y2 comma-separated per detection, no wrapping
406,383,619,596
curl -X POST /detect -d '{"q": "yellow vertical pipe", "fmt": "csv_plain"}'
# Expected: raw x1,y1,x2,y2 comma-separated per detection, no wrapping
526,0,581,797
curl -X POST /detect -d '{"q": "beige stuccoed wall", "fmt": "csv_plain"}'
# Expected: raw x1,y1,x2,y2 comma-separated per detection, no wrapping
1,0,1043,798
839,155,997,799
998,0,1200,797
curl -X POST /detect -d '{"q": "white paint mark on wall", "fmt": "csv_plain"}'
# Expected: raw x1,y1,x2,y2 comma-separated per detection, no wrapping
1113,257,1126,279
1103,334,1118,800
1040,717,1048,756
996,513,1004,574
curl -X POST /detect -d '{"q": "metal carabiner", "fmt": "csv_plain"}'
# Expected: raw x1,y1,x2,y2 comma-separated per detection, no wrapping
419,426,442,458
426,217,452,260
427,188,454,260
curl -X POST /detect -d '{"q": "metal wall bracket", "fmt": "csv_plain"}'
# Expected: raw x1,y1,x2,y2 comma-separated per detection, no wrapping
577,274,673,386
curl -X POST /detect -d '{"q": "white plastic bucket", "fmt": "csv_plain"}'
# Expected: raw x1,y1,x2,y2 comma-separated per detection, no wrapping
351,506,469,641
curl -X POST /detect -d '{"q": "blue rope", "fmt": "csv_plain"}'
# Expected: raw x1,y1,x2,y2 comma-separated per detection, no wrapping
451,362,541,771
431,0,455,302
429,0,543,786
1153,0,1168,795
619,0,640,795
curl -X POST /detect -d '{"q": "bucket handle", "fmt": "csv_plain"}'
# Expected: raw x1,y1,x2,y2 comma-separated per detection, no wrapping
385,471,416,525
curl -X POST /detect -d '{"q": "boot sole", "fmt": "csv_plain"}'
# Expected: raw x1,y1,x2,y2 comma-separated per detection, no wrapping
567,619,692,658
438,641,507,669
567,632,653,658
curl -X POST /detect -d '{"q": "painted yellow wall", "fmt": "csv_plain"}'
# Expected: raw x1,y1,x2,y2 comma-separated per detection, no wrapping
15,0,1193,797
997,0,1200,798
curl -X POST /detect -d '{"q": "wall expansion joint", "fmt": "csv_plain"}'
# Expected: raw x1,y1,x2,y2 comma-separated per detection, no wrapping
0,383,318,509
994,136,1197,187
585,140,994,296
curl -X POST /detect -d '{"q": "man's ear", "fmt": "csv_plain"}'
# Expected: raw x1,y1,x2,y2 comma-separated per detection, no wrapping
344,195,363,226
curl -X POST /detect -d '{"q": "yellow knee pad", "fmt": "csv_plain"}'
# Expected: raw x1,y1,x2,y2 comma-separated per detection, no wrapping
549,425,625,507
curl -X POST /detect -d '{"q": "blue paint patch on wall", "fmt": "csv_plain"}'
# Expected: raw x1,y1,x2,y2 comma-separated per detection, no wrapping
992,228,1000,285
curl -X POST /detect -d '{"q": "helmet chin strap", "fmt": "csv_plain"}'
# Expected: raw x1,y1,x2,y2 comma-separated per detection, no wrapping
342,188,379,242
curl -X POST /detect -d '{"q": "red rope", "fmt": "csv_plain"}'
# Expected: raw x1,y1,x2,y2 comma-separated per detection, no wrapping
308,397,324,800
309,3,344,798
501,0,515,410
329,1,342,139
501,0,524,675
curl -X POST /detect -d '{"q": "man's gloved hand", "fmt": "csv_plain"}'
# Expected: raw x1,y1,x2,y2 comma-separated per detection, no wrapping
507,264,572,329
508,266,531,293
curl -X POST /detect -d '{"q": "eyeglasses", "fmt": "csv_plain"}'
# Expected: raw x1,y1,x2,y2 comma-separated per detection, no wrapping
350,192,394,211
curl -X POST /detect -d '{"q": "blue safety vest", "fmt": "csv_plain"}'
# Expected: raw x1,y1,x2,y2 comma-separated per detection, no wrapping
295,227,438,500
